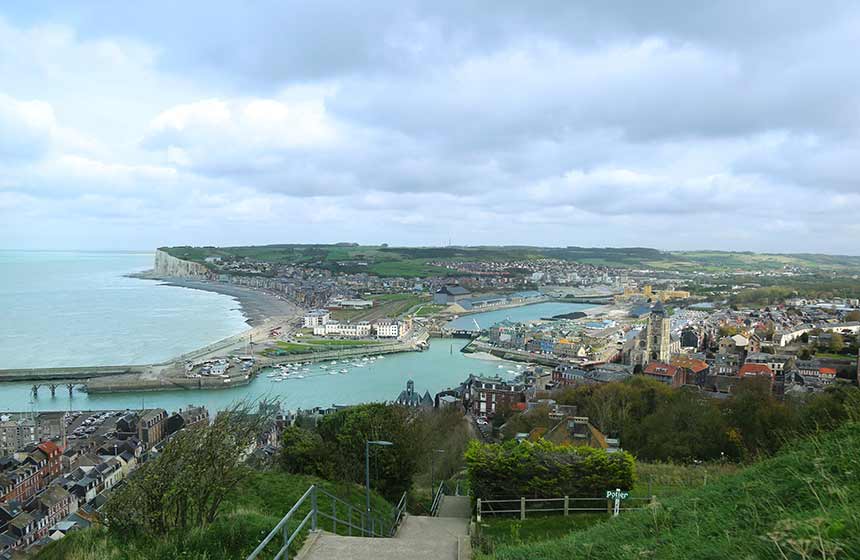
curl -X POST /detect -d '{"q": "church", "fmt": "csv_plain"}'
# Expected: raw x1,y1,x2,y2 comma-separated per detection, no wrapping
394,380,434,409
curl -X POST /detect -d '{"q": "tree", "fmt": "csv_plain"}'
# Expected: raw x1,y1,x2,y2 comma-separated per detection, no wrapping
829,332,845,353
845,310,860,322
315,403,424,501
278,426,330,477
104,401,276,536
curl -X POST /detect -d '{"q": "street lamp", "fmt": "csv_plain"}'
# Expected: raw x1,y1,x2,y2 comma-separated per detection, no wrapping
365,440,393,519
430,449,445,497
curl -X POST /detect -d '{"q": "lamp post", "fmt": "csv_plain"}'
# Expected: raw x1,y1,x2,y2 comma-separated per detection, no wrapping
430,449,445,498
365,440,393,518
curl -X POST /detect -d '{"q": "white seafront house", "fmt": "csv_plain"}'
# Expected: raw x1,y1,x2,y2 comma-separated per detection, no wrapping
303,309,331,328
313,320,373,338
374,318,412,339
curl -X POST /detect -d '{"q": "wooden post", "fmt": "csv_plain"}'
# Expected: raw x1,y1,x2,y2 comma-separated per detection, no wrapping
607,499,612,515
564,496,569,516
520,497,526,520
477,498,482,523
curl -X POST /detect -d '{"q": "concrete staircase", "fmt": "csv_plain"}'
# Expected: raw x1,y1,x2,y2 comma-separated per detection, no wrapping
298,496,472,560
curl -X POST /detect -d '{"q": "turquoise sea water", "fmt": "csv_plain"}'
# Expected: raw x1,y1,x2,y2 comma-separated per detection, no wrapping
0,250,248,368
0,251,592,413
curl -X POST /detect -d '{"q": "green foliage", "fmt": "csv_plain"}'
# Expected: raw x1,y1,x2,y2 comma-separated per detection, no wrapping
104,401,276,536
278,404,422,502
550,377,860,463
478,422,860,560
38,471,394,560
465,439,636,500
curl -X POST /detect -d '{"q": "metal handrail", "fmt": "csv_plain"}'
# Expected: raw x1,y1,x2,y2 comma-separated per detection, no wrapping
389,491,408,536
430,481,446,516
247,485,315,560
247,485,409,560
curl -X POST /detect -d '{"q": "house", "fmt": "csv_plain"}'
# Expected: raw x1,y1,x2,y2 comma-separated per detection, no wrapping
138,409,168,449
642,361,684,388
738,363,775,382
302,309,331,328
745,352,794,374
166,405,210,435
433,284,471,305
540,416,619,452
670,355,710,385
465,375,526,417
394,380,433,409
375,319,409,339
313,320,373,338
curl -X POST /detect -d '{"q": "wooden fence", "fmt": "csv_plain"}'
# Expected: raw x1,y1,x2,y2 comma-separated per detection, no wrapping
476,495,654,522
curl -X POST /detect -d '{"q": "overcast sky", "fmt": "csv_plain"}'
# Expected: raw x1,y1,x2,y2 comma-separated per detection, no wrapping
2,2,859,253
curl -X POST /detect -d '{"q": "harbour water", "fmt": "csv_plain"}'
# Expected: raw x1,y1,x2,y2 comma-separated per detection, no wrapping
0,251,593,413
445,302,591,331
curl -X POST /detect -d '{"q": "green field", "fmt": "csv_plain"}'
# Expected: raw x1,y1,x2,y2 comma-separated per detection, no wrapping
162,244,860,277
478,422,860,559
330,294,428,321
37,471,394,560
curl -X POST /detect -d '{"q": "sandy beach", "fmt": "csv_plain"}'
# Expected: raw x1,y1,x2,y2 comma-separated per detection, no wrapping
135,275,301,326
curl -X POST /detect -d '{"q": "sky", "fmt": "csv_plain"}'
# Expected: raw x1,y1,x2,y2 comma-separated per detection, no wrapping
1,1,860,254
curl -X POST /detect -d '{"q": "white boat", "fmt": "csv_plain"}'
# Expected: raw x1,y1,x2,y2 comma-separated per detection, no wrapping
295,375,305,379
497,365,504,369
330,361,337,365
507,369,516,374
273,378,283,382
320,365,328,369
329,371,337,375
340,369,349,374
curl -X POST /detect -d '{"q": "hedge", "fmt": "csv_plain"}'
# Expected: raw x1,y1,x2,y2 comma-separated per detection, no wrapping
465,439,635,500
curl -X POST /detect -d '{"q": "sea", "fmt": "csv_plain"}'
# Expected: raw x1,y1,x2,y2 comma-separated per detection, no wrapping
0,250,592,414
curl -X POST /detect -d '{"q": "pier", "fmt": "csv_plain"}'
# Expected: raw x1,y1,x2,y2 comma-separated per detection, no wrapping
30,382,83,398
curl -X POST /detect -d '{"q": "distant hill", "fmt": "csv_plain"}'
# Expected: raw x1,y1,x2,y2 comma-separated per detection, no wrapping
160,244,860,277
480,421,860,560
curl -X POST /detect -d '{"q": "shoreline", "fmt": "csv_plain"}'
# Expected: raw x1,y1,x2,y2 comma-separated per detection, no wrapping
131,272,301,327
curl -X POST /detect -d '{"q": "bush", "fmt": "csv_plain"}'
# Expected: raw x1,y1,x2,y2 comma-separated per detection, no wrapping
465,440,635,500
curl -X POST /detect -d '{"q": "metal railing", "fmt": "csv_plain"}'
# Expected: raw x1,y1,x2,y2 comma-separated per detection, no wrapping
246,485,408,560
430,481,446,516
475,495,655,522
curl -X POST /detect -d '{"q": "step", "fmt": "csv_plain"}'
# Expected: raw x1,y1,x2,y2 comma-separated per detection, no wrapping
436,496,471,519
298,516,468,560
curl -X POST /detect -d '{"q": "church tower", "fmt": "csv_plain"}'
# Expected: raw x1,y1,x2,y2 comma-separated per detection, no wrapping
643,301,670,362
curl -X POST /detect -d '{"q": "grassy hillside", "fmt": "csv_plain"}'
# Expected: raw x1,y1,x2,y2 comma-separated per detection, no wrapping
161,244,860,276
37,471,394,560
480,422,860,560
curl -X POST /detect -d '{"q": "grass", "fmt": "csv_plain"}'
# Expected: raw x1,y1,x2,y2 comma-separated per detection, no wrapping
302,339,380,346
415,304,447,317
813,352,857,361
330,294,428,321
37,471,394,560
478,422,860,559
633,462,739,498
475,515,607,555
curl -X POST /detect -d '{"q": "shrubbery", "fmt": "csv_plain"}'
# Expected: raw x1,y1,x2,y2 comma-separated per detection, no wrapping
465,439,635,499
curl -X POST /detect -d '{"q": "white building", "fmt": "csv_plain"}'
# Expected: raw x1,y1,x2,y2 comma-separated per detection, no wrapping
303,309,331,328
313,320,373,338
375,319,411,339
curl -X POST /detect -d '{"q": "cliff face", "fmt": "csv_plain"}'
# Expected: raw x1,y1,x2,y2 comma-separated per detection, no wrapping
153,249,210,278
